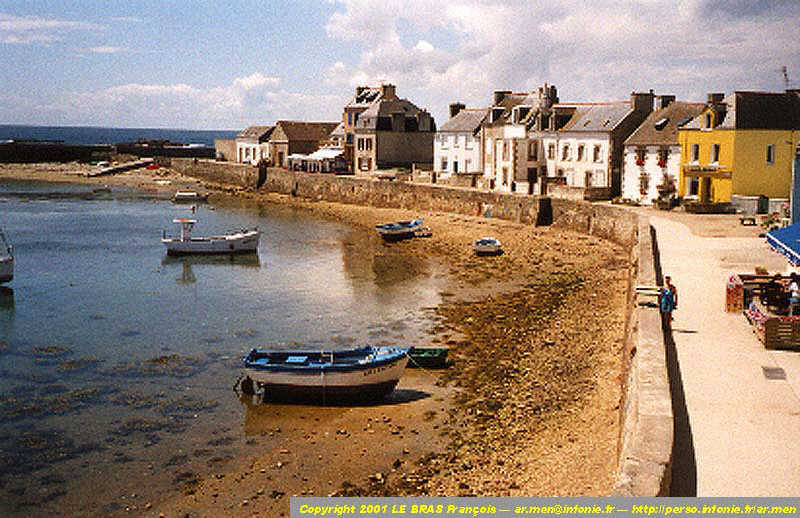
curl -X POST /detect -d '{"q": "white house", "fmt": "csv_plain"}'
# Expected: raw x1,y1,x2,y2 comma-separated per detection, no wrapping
434,103,487,181
235,126,274,164
622,97,705,204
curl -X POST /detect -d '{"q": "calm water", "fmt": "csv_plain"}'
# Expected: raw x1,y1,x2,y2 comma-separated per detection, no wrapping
0,180,445,516
0,124,237,146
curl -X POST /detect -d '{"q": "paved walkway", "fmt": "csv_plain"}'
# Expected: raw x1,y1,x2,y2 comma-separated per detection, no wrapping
649,215,800,496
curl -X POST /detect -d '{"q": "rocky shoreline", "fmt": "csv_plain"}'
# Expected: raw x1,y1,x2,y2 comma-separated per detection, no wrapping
0,163,630,516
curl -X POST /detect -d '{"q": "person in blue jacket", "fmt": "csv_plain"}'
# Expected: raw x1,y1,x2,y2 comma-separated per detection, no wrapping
659,275,678,329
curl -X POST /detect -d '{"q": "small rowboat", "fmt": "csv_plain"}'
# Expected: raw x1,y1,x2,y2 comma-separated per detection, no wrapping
473,237,502,256
375,218,423,241
407,346,449,369
0,229,13,284
240,345,409,403
172,190,209,203
161,218,260,256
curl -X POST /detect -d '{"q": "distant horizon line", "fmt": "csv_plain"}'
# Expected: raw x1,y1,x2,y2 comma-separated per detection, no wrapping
0,123,241,133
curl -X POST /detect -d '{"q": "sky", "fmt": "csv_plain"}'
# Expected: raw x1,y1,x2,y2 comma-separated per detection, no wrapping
1,0,799,130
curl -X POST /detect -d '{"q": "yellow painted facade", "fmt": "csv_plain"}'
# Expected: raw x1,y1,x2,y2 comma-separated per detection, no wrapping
679,107,799,202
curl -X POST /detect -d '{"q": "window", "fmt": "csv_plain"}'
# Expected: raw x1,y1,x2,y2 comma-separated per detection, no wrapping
348,112,353,125
441,135,448,149
562,144,570,161
635,148,646,165
453,135,460,148
658,149,669,167
593,145,602,162
691,144,700,162
710,143,720,163
502,141,509,161
704,112,712,129
502,167,508,186
346,133,353,145
357,138,363,151
577,144,584,161
453,161,459,174
353,113,359,125
767,144,775,164
366,138,372,151
548,143,555,160
465,136,473,150
465,158,472,171
441,157,448,171
528,140,538,161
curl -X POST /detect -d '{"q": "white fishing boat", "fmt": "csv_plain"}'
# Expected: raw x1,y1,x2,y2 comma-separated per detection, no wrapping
161,218,260,256
0,229,13,283
171,190,209,203
240,345,409,403
473,237,502,256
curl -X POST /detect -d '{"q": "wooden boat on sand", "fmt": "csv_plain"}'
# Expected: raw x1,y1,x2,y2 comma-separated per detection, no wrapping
473,237,502,256
375,218,423,241
407,346,449,369
240,345,409,403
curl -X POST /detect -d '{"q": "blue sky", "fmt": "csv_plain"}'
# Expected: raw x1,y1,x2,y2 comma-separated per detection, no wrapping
1,0,799,130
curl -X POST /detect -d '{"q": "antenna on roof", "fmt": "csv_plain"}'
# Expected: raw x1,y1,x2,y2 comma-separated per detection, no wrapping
781,66,790,89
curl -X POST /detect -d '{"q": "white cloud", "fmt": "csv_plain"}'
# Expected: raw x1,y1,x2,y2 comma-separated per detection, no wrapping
0,12,104,45
6,72,343,129
89,46,126,54
324,0,800,122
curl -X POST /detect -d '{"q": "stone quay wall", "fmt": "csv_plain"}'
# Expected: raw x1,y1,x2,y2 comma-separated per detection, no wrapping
170,159,673,495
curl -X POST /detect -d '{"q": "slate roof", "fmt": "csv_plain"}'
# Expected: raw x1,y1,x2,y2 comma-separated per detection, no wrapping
559,102,633,132
274,121,340,141
484,93,529,127
236,125,274,140
357,98,433,131
440,108,488,134
346,87,382,108
330,122,345,136
683,91,800,130
625,101,705,146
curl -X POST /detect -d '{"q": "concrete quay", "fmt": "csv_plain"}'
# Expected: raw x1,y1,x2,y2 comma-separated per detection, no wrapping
647,213,800,496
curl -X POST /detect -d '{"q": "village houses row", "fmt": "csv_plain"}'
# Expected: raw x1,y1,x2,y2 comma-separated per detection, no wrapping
220,83,800,209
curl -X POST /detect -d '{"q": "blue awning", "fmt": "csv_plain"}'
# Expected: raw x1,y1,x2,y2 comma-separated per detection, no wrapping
766,224,800,265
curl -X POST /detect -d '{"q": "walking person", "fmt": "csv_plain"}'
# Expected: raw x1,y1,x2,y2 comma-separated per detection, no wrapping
659,275,678,330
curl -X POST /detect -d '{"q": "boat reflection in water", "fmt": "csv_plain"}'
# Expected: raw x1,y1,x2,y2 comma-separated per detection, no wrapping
161,254,261,285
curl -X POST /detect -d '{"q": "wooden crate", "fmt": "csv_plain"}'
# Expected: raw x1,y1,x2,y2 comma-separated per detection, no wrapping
762,318,800,350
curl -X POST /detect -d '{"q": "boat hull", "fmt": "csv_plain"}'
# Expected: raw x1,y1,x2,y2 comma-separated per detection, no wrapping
376,219,423,241
162,231,260,256
408,346,449,369
0,256,12,283
243,346,408,403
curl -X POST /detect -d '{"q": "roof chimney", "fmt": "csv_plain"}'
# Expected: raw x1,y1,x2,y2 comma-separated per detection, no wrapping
631,90,655,113
657,95,675,110
449,102,466,118
380,84,397,100
494,90,511,105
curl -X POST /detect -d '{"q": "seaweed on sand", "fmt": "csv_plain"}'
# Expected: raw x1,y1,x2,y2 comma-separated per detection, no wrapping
111,354,207,378
0,385,116,420
0,426,102,478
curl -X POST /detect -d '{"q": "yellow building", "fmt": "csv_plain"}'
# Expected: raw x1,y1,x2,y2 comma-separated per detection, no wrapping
678,91,800,205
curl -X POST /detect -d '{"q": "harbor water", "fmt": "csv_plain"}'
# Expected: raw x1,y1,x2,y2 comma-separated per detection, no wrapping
0,179,445,516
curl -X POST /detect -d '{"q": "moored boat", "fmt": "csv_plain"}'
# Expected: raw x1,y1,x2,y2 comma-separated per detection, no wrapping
0,229,12,283
172,190,209,203
473,237,502,256
240,345,409,403
407,346,449,369
161,218,260,256
375,218,423,241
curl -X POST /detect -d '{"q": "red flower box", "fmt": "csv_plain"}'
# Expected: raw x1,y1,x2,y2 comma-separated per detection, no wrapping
658,160,667,168
636,158,645,166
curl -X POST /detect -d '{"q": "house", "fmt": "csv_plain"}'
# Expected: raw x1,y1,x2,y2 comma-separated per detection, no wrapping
268,120,340,168
678,90,800,209
480,90,530,192
622,97,705,204
342,86,383,171
352,84,436,173
433,103,487,184
517,83,564,195
235,125,274,164
543,91,655,199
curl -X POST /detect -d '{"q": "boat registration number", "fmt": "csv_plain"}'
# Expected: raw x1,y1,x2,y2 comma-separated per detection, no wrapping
363,364,390,376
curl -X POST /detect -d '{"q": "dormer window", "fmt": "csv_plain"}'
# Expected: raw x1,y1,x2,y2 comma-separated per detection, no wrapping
491,108,505,123
704,112,712,129
654,118,668,130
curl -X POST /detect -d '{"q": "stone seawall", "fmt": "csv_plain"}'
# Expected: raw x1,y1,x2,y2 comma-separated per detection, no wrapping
170,158,672,495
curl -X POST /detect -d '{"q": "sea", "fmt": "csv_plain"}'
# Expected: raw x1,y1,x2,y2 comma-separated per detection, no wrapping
0,124,238,147
0,176,445,516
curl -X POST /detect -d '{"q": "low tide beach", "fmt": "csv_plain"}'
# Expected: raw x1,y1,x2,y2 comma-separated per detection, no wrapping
0,162,630,517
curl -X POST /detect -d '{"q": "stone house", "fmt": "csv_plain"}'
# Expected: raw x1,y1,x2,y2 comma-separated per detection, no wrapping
235,125,274,164
433,103,487,184
480,90,530,192
352,84,436,174
269,120,340,168
622,97,704,204
341,86,383,171
543,91,655,198
678,90,800,207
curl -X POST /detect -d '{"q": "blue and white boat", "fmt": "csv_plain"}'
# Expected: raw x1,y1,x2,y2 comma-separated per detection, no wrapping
473,237,502,256
240,345,409,403
375,218,423,241
0,229,13,283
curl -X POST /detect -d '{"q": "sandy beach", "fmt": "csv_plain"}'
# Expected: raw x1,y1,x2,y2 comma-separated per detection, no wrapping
0,162,630,516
